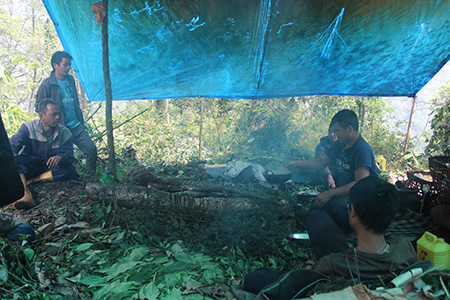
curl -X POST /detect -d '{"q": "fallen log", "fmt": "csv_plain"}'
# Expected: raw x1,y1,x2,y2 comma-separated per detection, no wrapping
147,181,266,199
127,164,267,199
85,183,257,211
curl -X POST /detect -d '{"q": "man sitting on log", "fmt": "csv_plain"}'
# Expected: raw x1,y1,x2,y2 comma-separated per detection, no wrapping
287,109,378,258
9,99,78,209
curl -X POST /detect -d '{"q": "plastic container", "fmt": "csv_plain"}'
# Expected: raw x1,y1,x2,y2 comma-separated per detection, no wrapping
375,155,387,172
99,170,114,183
416,231,450,270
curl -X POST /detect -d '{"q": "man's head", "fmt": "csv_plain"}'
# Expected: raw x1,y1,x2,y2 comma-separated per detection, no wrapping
327,125,338,143
38,99,61,129
349,176,399,234
329,109,359,144
51,51,72,78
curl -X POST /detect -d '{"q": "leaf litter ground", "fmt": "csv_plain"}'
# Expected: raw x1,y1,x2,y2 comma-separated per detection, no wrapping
0,170,361,299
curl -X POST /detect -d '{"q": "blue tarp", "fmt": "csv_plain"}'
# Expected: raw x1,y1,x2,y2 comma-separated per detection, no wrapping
42,0,450,101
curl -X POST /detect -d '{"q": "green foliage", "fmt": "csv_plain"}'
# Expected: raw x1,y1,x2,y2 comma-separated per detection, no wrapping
82,95,406,175
425,81,450,156
0,0,59,107
67,239,233,299
0,0,59,135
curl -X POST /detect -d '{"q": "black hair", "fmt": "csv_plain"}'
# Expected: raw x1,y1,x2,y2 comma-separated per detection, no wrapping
51,51,72,70
330,109,359,132
349,176,399,234
37,99,58,114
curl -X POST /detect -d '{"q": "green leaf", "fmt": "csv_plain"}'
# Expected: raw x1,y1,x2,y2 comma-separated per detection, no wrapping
0,264,8,285
100,261,140,278
138,282,159,300
268,257,277,269
114,231,125,242
79,275,107,287
202,269,218,285
152,254,170,265
170,242,184,254
158,261,189,274
184,294,213,300
92,282,112,299
164,273,181,287
185,281,202,290
128,270,155,282
161,287,182,300
110,281,137,294
23,248,35,261
127,247,149,261
75,243,94,251
173,253,194,264
45,242,62,247
91,281,138,299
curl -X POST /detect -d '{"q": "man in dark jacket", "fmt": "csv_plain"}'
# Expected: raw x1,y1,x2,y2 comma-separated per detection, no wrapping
35,51,97,177
10,99,78,209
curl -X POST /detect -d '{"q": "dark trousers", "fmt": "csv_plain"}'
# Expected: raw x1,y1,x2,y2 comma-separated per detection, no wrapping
16,156,78,181
306,196,351,259
70,124,97,177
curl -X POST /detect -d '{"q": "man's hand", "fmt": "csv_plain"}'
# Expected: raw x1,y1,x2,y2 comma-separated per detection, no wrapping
46,155,62,169
314,190,333,208
304,259,316,269
285,160,299,170
327,175,336,189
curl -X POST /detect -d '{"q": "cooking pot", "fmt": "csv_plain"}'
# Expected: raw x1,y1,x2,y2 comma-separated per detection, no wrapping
398,187,420,212
264,170,292,184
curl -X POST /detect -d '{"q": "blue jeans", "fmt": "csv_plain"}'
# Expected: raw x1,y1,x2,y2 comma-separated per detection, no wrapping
7,224,35,243
306,196,351,259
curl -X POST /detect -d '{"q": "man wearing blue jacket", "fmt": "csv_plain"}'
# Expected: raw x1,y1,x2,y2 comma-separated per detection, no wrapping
10,99,78,209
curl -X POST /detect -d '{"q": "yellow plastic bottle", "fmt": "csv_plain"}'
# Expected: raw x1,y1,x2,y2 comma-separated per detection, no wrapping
375,155,387,172
416,231,450,270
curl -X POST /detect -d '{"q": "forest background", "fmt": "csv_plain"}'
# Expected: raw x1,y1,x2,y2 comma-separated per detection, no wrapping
1,0,450,178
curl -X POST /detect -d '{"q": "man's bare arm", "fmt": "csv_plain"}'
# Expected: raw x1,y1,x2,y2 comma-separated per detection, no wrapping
286,155,333,170
314,166,371,207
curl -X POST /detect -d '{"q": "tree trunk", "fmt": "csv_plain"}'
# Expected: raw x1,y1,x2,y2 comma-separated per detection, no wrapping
102,0,116,175
165,99,170,124
404,96,416,153
199,102,203,160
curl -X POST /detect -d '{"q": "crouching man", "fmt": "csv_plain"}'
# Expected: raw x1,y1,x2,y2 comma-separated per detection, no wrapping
9,99,78,209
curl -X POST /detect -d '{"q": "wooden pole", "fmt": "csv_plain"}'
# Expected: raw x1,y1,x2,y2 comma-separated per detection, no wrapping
404,96,417,153
306,96,317,144
199,101,203,160
102,0,116,175
165,99,170,124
